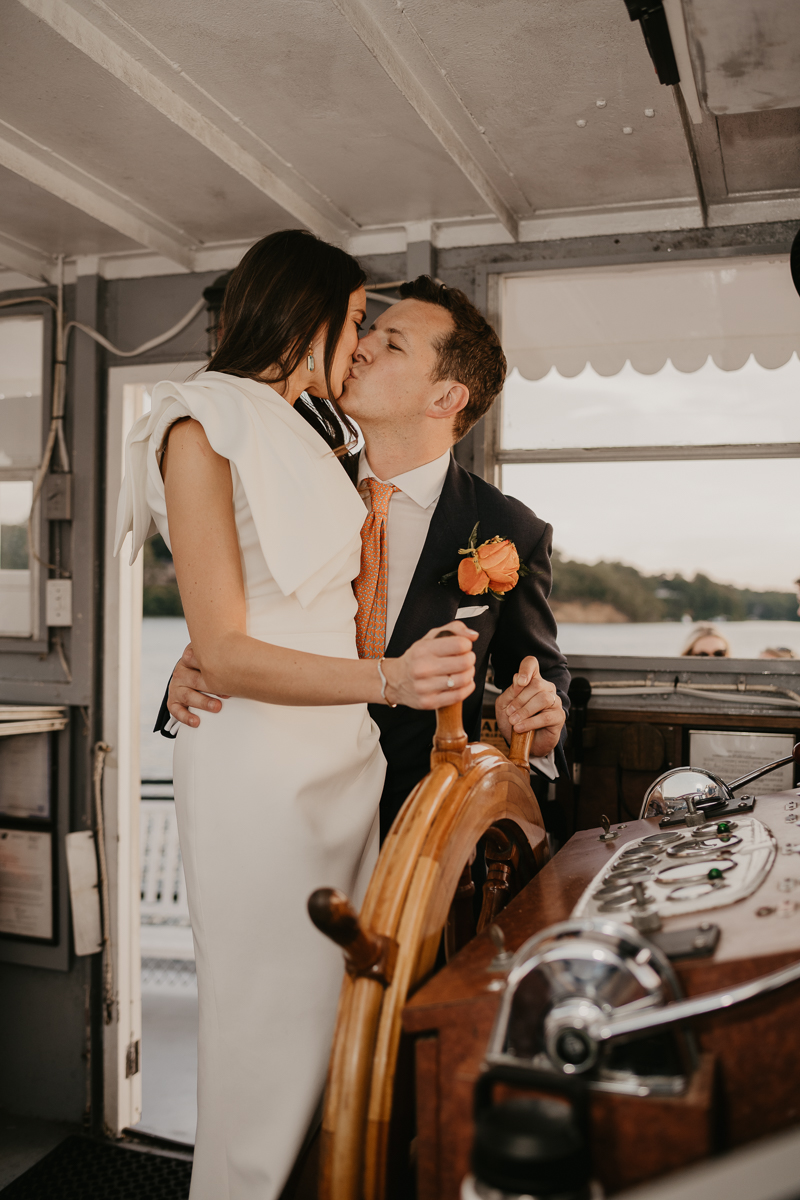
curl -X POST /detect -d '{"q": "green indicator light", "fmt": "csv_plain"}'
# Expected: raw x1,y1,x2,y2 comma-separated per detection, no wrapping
708,868,723,880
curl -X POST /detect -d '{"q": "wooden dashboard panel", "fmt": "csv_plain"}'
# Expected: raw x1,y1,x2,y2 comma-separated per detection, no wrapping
402,790,800,1197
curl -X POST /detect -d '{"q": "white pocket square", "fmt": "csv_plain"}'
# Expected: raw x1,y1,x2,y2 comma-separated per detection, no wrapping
455,605,489,619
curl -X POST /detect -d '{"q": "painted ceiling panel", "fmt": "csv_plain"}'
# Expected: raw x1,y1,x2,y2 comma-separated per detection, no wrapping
0,164,139,256
401,0,697,211
2,0,799,264
74,0,486,227
683,0,800,116
1,4,304,244
718,108,800,195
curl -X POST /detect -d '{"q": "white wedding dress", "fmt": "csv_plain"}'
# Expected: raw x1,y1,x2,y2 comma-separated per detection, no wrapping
116,371,385,1200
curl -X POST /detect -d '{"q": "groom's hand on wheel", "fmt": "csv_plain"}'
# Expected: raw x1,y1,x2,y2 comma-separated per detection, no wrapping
381,621,477,710
167,643,230,729
495,655,565,757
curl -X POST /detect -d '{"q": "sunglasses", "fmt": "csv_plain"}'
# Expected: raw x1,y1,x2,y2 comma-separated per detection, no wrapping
693,650,727,657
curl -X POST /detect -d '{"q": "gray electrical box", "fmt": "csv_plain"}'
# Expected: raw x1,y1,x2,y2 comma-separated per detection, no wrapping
44,474,72,521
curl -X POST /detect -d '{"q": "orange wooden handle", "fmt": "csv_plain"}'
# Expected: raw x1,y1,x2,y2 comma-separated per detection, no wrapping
433,630,468,754
509,728,534,772
308,888,398,986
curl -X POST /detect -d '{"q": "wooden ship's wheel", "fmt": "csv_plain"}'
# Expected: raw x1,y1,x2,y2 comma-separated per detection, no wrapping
308,676,550,1200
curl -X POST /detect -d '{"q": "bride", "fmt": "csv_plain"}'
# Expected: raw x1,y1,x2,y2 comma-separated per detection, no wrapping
116,229,476,1200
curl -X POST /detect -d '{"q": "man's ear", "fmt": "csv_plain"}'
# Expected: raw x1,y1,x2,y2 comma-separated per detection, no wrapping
429,381,469,421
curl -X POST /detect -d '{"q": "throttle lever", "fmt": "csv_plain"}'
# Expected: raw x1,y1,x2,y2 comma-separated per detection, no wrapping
590,954,800,1043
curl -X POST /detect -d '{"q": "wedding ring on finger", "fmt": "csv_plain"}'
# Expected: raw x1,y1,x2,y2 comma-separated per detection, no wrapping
446,675,455,689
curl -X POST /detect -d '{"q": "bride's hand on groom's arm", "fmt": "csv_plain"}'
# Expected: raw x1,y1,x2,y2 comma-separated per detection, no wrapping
381,621,478,710
167,643,231,729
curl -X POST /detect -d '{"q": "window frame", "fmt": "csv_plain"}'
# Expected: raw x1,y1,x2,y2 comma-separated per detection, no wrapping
0,300,54,654
473,238,800,486
472,240,800,665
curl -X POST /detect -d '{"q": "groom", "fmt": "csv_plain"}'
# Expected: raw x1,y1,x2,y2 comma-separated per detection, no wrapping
158,276,570,839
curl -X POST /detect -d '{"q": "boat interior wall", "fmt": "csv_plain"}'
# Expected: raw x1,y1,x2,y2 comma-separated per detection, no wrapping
1,0,800,288
564,656,800,718
1,0,799,1168
0,955,95,1123
542,659,800,839
0,277,104,1129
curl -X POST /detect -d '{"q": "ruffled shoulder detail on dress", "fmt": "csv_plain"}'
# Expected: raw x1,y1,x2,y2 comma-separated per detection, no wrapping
114,371,366,607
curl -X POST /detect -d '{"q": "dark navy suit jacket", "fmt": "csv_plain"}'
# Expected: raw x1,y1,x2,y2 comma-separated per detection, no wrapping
366,454,570,838
155,447,570,840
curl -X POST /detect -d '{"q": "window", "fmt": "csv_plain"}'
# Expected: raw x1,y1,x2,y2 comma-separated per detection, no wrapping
0,481,33,637
497,259,800,659
0,315,45,640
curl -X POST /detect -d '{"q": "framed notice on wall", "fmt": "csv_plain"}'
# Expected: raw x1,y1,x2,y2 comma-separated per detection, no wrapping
0,732,51,819
690,731,795,794
0,829,53,940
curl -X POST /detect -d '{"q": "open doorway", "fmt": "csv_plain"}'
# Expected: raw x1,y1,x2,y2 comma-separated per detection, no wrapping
105,362,205,1146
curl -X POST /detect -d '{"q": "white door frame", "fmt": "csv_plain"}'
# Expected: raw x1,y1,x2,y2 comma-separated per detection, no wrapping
102,361,204,1135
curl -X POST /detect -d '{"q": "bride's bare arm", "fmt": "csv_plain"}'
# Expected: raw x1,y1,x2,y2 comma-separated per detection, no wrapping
162,419,476,708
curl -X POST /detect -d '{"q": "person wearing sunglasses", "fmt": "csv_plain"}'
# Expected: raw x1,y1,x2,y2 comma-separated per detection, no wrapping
681,625,731,657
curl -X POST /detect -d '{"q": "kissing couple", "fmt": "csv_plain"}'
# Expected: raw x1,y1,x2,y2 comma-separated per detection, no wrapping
116,229,569,1200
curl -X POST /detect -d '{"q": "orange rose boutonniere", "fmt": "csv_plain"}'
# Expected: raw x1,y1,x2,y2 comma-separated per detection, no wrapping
440,523,529,600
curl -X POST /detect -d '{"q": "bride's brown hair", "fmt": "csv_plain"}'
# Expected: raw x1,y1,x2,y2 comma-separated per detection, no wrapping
208,229,366,452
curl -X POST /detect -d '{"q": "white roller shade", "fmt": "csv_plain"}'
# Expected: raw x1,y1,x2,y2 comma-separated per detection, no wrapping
502,256,800,380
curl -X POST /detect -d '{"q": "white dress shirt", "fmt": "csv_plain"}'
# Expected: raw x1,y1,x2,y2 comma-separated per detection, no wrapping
357,449,557,779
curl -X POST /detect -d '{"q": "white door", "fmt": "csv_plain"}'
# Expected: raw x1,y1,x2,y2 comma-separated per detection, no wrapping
103,361,204,1135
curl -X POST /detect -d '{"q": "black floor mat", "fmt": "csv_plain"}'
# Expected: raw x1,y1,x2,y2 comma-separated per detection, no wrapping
0,1136,192,1199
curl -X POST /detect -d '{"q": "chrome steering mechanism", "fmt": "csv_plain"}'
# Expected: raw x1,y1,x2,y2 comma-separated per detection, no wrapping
486,918,800,1096
640,742,800,820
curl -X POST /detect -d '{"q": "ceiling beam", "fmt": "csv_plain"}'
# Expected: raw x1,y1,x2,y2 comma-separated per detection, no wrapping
17,0,345,245
330,0,520,241
0,230,53,282
0,127,196,269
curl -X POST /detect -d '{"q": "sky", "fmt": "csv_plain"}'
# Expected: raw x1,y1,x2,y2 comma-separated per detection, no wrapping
501,357,799,593
0,480,32,526
0,315,43,398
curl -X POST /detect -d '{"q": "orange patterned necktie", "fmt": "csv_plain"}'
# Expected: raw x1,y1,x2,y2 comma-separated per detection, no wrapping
354,478,400,659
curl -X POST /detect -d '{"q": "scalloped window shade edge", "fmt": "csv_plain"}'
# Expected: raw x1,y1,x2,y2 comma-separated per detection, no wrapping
502,256,800,380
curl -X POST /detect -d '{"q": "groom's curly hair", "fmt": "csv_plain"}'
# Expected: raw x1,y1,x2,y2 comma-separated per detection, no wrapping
398,277,506,441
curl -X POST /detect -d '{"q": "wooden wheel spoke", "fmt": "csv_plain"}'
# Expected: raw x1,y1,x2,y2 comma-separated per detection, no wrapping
313,696,550,1200
444,848,477,961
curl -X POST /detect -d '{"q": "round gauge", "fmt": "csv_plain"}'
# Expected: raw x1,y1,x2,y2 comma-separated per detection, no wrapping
598,891,638,911
594,883,634,900
666,882,727,902
642,831,684,846
697,834,742,851
655,858,737,886
666,840,739,858
605,865,654,883
612,851,659,867
691,820,738,839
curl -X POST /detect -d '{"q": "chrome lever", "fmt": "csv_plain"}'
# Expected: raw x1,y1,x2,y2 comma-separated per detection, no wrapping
729,742,800,793
592,955,800,1043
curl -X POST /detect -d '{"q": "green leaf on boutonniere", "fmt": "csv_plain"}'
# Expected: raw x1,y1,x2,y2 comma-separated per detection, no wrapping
457,522,481,556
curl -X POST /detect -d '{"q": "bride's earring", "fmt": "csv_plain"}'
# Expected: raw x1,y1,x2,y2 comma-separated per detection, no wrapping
307,346,315,372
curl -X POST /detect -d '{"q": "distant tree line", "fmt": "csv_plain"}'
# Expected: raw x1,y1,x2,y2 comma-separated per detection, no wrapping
0,524,27,569
143,534,183,616
551,550,797,623
143,536,797,624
